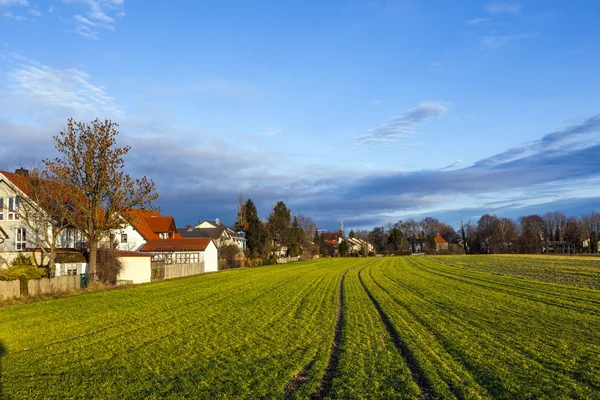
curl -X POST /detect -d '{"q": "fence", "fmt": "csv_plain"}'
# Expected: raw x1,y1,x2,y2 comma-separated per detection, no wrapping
164,262,204,279
151,261,204,281
0,275,80,300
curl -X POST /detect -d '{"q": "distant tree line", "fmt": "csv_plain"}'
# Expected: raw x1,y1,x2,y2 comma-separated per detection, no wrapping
235,195,318,264
362,211,600,256
365,217,461,255
461,211,600,254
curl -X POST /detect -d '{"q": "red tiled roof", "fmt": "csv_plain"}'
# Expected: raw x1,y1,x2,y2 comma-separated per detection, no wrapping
126,209,177,240
434,233,448,244
322,232,341,241
139,238,213,252
1,171,33,197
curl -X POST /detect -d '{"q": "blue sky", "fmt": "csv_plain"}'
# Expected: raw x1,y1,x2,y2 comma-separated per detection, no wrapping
1,0,599,231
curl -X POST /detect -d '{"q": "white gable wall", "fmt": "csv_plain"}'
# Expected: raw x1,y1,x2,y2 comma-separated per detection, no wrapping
114,224,146,251
0,178,40,254
201,240,219,272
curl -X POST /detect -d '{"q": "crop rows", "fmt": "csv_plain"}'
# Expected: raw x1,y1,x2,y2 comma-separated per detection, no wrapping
1,262,347,398
2,255,600,399
431,254,600,289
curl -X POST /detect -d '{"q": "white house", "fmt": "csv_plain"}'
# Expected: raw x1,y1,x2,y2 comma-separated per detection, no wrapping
114,210,181,252
179,218,246,253
0,170,56,266
139,238,219,272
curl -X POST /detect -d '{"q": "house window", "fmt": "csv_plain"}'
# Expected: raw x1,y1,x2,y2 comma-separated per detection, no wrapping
121,233,128,243
15,228,26,250
8,198,19,220
159,232,167,239
0,198,3,220
174,253,200,264
66,265,78,276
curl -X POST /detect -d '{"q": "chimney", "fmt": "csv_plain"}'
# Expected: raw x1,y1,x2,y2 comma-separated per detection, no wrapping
15,168,29,177
215,218,220,225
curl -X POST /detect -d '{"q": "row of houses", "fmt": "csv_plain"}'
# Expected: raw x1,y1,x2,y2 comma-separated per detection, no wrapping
0,169,245,284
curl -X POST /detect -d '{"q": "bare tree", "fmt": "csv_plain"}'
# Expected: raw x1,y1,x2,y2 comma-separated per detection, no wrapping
553,212,567,253
543,212,555,253
44,118,158,277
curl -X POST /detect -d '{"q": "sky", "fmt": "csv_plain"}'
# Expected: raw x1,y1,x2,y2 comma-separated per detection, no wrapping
1,0,599,232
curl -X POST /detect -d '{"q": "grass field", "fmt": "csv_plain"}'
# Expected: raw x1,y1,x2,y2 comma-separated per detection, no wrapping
1,255,600,399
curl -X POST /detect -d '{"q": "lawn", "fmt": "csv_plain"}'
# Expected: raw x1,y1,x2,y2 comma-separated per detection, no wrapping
1,255,599,399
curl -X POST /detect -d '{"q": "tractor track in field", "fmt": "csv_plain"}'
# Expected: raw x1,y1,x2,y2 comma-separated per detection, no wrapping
284,353,318,399
309,268,350,400
358,268,435,400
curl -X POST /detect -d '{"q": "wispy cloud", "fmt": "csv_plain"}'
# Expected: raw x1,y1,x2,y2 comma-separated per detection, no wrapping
0,0,28,6
440,160,463,170
357,101,449,144
259,127,282,137
63,0,125,39
466,17,490,25
486,2,522,15
474,114,600,168
480,32,535,50
3,9,25,20
0,0,31,20
5,53,121,116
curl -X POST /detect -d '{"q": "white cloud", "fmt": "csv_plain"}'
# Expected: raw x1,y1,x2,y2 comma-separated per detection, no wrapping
63,0,125,39
487,2,521,15
5,53,121,116
3,9,25,20
259,127,282,137
480,33,535,50
357,101,449,144
0,0,29,20
28,8,40,16
0,0,28,5
466,18,490,25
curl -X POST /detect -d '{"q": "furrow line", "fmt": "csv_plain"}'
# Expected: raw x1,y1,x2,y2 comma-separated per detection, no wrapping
357,267,434,400
310,268,350,400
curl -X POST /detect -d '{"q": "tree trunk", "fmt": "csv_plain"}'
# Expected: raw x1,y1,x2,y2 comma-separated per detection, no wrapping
88,239,98,278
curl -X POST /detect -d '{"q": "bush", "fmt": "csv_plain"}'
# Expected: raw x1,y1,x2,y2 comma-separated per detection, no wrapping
219,244,241,270
0,254,46,281
96,249,124,285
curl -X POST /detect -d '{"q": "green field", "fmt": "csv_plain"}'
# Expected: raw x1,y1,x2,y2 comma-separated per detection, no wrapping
1,255,600,399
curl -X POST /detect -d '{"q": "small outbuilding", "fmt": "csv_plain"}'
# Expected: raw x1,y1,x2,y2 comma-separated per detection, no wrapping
139,238,219,272
434,233,449,252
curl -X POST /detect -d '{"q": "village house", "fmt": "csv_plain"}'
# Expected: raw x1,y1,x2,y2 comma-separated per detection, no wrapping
434,233,449,252
179,218,246,253
347,237,374,255
0,169,75,266
115,209,181,252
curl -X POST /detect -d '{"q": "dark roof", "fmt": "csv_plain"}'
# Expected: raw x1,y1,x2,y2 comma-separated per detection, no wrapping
178,224,245,240
139,238,213,252
179,225,227,239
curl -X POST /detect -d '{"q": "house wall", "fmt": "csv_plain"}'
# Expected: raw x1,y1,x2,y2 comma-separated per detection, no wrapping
202,241,219,272
114,224,146,251
0,179,37,254
117,255,152,284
